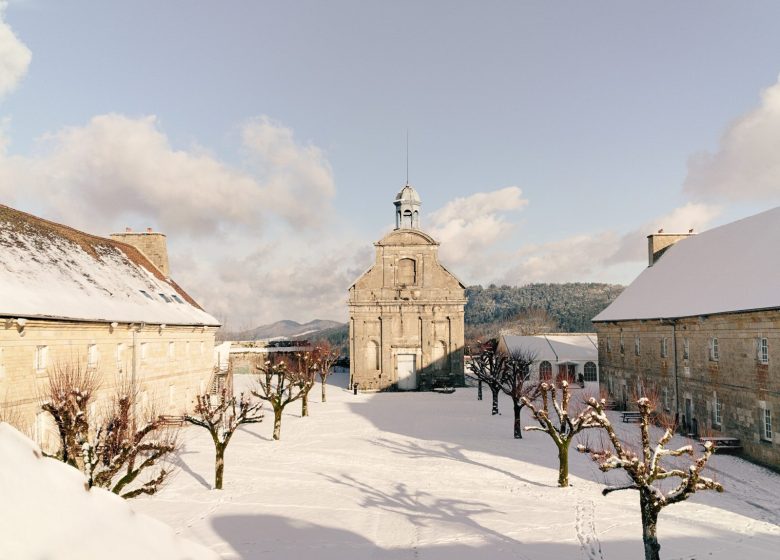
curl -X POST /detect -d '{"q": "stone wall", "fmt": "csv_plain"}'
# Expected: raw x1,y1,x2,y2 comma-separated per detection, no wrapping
596,309,780,469
0,318,217,452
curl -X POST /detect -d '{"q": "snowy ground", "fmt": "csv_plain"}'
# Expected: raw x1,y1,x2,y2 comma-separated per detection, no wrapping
132,372,780,559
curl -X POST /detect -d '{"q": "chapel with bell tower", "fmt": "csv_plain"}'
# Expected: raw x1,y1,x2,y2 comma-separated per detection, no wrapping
348,184,466,391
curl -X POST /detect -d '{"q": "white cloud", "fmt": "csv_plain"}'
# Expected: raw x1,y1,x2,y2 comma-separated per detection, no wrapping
428,186,528,275
1,113,335,236
0,113,345,327
497,202,721,287
684,76,780,202
0,2,31,99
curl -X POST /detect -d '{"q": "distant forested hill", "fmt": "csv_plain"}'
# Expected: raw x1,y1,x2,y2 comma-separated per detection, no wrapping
465,283,624,334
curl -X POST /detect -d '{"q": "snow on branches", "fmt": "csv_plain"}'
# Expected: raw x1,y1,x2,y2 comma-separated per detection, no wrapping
578,396,724,560
522,380,600,487
467,339,507,415
185,376,263,490
253,355,308,440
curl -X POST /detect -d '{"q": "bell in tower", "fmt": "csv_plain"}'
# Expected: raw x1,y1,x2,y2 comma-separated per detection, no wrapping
394,184,421,229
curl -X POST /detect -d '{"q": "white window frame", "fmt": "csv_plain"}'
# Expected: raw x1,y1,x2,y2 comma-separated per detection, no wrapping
87,344,98,368
709,337,719,361
116,343,125,368
713,392,722,427
34,345,48,373
683,338,690,360
763,407,773,441
660,337,668,358
758,337,769,365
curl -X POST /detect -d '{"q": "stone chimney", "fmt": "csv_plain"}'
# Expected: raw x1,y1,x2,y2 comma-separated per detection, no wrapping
110,228,171,277
647,231,694,267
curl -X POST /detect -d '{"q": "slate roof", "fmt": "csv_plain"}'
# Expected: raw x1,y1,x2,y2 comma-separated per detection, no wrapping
0,205,219,326
594,206,780,322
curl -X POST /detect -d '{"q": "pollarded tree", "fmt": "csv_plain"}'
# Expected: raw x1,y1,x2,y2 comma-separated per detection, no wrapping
578,396,724,560
500,347,540,439
522,380,599,487
42,366,177,498
253,356,307,440
290,351,319,417
185,386,263,489
467,339,507,415
314,342,339,403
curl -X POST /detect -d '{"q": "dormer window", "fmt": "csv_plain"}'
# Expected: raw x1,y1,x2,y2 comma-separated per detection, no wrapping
159,293,171,303
397,258,416,286
139,290,153,300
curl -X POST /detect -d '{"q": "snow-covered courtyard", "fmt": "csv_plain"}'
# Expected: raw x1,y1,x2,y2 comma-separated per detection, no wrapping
132,372,780,559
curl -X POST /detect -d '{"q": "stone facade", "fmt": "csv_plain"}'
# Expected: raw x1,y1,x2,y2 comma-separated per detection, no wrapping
348,186,466,391
596,311,780,469
1,319,217,452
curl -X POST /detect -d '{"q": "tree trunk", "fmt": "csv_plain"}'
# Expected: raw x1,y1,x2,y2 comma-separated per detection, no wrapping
477,380,483,401
273,408,282,440
640,491,661,560
513,402,523,439
321,378,327,402
302,393,309,417
491,386,500,415
557,444,569,487
215,444,225,490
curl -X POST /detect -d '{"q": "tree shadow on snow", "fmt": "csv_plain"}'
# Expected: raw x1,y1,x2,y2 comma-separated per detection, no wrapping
175,447,211,490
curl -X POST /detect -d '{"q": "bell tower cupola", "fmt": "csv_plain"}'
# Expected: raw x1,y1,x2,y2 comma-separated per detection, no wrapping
394,184,421,229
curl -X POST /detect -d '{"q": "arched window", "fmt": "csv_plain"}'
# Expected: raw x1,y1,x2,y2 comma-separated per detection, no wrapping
539,360,552,380
397,258,416,286
402,209,413,228
367,340,380,370
432,340,447,371
583,361,597,382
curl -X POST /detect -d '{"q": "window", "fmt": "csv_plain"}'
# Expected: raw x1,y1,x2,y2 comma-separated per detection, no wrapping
141,342,149,360
168,341,175,359
159,293,172,303
171,294,184,304
606,337,612,353
139,290,153,300
683,338,690,360
763,407,773,441
87,344,98,368
397,258,416,286
758,337,769,364
634,336,641,356
200,341,204,355
660,337,668,358
583,362,597,382
116,343,125,369
713,392,722,426
663,387,669,411
34,345,48,373
709,337,719,361
539,361,552,381
619,334,624,355
186,341,191,355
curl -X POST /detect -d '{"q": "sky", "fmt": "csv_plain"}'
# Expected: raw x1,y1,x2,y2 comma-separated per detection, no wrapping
1,1,780,329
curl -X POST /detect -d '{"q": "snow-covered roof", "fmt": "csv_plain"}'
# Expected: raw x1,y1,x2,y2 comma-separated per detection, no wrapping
594,206,780,322
500,334,598,363
0,423,218,560
0,205,219,326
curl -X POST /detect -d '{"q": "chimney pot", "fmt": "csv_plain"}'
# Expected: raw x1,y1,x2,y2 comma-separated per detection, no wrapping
146,227,153,233
125,227,132,232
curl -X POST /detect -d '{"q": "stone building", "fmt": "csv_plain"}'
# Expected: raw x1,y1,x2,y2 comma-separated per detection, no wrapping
0,205,220,450
348,185,466,391
497,333,599,391
593,207,780,468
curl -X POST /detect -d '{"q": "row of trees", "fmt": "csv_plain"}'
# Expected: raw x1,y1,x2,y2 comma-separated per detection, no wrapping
32,342,339,494
467,338,723,560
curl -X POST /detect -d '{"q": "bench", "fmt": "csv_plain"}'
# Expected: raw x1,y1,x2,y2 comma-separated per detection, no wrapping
621,411,643,423
159,415,186,426
699,436,742,453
